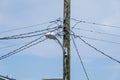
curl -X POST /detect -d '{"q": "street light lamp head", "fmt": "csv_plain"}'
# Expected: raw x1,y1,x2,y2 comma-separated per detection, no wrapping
45,32,56,40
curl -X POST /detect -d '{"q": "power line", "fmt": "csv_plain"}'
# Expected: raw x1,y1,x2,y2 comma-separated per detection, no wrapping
0,26,62,60
71,18,120,29
0,36,46,60
79,35,120,45
6,26,58,38
0,31,48,40
71,36,90,80
0,23,48,34
0,18,61,34
70,30,120,44
71,21,120,44
0,42,28,50
73,28,120,38
0,26,61,40
74,35,120,64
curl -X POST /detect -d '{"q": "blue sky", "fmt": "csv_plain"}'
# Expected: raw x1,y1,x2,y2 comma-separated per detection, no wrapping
0,0,120,80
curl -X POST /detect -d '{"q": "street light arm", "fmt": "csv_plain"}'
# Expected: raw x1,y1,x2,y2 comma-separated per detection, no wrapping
54,37,66,54
45,33,66,55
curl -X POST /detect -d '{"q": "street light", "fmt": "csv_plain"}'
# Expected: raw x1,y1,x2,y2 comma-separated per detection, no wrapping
45,32,67,80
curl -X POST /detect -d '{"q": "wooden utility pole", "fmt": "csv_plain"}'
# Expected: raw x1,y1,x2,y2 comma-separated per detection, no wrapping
63,0,71,80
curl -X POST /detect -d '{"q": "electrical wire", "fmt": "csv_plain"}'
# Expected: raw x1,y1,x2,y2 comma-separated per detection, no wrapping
47,17,63,28
71,18,120,28
0,26,62,40
80,35,120,45
73,28,120,38
0,23,48,34
0,42,28,50
0,28,62,60
0,36,46,60
0,29,57,40
70,30,120,44
0,31,49,40
71,35,90,80
0,18,61,34
71,21,120,44
6,26,58,38
74,35,120,63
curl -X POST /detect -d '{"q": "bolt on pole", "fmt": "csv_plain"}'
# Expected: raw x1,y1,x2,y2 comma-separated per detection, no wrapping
63,0,71,80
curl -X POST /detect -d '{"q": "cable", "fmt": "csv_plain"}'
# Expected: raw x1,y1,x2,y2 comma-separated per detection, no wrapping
6,26,58,38
0,42,28,50
80,35,120,45
0,18,61,34
70,30,120,44
71,35,90,80
0,36,42,60
0,36,46,60
0,31,49,40
0,26,61,40
71,18,120,28
0,23,49,34
0,30,55,40
0,37,46,60
74,35,120,63
72,21,81,29
73,28,120,38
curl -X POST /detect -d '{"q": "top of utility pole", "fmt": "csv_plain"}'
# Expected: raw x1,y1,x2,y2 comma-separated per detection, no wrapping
63,0,71,80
